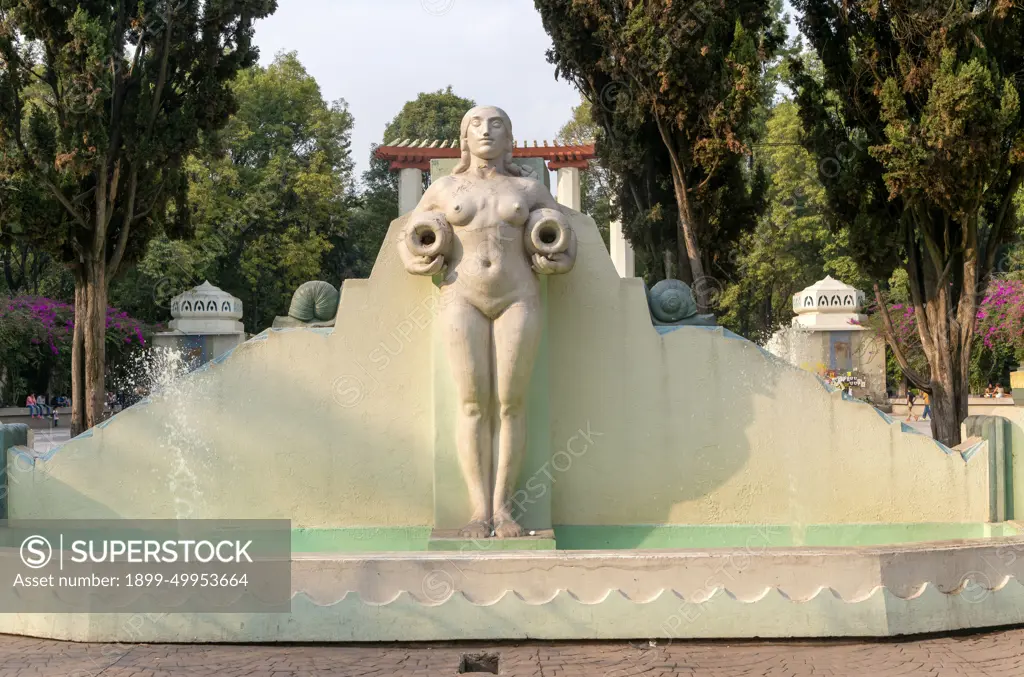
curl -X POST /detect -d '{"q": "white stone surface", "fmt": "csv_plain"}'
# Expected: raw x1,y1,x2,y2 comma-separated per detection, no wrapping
768,276,887,403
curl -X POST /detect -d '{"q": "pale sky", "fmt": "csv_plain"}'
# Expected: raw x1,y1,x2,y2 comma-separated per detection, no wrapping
253,0,582,182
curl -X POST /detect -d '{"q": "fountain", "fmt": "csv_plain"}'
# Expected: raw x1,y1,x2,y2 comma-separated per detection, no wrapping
2,106,1024,642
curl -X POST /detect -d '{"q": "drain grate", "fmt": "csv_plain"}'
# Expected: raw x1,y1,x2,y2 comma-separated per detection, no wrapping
458,652,500,674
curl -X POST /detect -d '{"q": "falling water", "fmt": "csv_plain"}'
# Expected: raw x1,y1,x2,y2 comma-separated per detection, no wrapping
109,347,209,519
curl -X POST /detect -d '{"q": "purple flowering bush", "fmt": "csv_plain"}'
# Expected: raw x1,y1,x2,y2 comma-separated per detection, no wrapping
872,279,1024,393
976,280,1024,357
0,295,156,405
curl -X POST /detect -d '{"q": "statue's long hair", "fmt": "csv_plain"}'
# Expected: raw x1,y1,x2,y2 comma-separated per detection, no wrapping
451,106,529,177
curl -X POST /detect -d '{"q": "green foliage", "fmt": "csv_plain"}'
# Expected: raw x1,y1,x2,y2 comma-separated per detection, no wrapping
535,0,786,293
0,0,277,428
790,0,1024,443
720,100,869,343
0,0,278,269
111,51,354,332
0,295,154,404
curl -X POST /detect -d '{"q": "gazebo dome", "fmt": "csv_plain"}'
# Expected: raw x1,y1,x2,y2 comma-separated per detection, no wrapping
791,276,867,330
169,281,244,334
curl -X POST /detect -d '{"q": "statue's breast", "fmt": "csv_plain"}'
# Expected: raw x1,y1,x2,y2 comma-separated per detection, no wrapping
445,180,528,229
445,198,476,227
496,193,527,225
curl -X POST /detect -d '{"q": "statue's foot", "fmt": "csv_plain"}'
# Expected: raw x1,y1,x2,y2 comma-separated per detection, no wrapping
492,517,523,539
459,519,491,539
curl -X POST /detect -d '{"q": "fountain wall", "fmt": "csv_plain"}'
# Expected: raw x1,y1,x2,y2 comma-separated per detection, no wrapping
7,211,992,528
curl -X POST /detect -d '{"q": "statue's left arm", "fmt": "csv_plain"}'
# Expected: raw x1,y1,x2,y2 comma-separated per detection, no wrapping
524,182,576,275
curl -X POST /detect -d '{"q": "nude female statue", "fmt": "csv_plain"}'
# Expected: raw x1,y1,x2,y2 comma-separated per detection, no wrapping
398,106,576,538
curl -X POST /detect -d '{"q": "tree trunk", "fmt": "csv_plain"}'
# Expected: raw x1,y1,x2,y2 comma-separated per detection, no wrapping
651,116,707,300
929,360,968,446
70,260,107,435
914,276,972,448
83,260,107,430
70,281,87,435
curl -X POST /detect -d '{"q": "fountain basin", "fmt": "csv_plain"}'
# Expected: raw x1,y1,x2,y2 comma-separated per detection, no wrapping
1,527,1023,642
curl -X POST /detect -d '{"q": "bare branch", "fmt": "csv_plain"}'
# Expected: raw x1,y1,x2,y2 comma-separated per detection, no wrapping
146,7,175,135
873,283,930,390
983,166,1023,273
107,167,139,278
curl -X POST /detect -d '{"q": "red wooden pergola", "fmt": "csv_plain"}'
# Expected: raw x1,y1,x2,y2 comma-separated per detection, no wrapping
374,139,595,171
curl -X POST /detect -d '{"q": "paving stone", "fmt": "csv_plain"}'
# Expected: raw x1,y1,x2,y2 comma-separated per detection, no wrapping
0,628,1022,676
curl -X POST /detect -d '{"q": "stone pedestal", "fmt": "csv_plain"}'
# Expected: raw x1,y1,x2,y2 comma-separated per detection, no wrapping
398,168,424,216
427,529,555,551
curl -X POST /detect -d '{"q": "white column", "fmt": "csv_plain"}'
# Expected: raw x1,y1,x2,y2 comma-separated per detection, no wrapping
609,194,635,278
610,217,635,278
555,167,581,211
398,168,424,216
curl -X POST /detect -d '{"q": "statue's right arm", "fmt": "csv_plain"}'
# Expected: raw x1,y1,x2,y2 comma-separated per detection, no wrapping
399,179,455,276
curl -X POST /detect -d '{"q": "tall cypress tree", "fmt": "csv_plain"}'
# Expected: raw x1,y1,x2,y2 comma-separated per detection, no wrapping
0,0,277,433
790,0,1024,444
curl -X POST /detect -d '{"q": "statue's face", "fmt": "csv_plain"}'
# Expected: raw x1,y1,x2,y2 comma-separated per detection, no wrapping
465,107,509,161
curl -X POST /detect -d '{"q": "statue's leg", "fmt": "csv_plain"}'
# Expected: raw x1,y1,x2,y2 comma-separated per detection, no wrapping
443,298,494,539
491,298,542,538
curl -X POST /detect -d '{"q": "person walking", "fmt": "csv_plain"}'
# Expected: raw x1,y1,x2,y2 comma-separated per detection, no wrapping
920,392,931,421
905,390,918,422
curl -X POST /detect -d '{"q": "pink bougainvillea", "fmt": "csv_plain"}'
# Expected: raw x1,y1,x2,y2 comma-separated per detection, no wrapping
874,280,1023,355
0,295,150,358
976,280,1024,353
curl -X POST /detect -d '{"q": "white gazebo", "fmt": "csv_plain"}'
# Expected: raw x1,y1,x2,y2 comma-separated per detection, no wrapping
153,281,246,366
792,276,868,330
767,276,887,404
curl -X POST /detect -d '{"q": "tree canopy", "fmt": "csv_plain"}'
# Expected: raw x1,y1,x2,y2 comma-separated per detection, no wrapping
536,0,786,306
0,0,277,432
791,0,1024,444
720,100,868,343
139,50,355,333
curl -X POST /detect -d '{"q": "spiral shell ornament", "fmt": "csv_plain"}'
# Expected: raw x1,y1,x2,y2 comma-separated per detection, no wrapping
648,279,698,323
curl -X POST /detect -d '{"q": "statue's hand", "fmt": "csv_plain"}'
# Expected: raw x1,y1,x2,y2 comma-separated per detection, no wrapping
525,208,577,275
405,253,446,276
531,252,573,275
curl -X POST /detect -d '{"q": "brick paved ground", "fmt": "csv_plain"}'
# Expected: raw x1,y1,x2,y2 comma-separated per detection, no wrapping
1,627,1024,676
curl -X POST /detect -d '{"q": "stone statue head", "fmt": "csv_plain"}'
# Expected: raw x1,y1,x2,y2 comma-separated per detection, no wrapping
452,105,529,177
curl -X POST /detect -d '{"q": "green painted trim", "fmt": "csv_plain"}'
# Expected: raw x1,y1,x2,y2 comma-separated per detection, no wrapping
552,523,1020,550
553,525,792,550
284,523,1024,554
